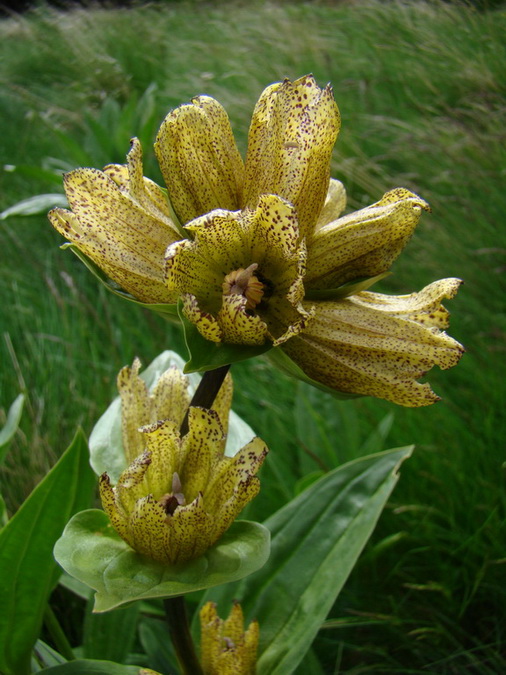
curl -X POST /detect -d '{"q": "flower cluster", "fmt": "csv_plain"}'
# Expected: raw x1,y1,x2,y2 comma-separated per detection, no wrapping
49,75,463,406
200,601,259,675
99,359,267,564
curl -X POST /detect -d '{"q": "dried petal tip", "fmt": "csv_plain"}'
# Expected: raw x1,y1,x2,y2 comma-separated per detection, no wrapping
200,601,259,675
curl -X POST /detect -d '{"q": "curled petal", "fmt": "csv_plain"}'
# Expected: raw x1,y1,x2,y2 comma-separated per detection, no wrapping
217,294,269,345
314,177,347,231
155,97,244,224
305,188,431,290
105,137,179,227
49,165,179,304
281,279,464,407
118,359,191,463
242,74,341,240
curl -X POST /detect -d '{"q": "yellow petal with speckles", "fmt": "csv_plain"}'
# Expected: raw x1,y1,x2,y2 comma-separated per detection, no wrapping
155,96,244,225
281,279,464,407
305,188,431,289
117,358,191,463
49,160,180,304
314,178,347,231
166,195,307,346
242,74,340,241
100,377,268,564
217,294,269,345
200,601,259,675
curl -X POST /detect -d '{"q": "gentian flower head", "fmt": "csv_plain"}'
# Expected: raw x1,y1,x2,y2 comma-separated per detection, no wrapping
49,75,464,407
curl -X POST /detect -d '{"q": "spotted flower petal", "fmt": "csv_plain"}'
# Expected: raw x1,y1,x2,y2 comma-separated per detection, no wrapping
242,74,341,240
48,139,180,304
99,404,268,564
305,188,431,289
166,194,312,346
117,356,233,464
281,279,464,406
155,96,244,225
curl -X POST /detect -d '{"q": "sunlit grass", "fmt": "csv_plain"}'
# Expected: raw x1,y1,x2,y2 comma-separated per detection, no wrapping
1,1,505,671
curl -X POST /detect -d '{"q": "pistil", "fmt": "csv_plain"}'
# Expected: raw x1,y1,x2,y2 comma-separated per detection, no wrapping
222,263,265,310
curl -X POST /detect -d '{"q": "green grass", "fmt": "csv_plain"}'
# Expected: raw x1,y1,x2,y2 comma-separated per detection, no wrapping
1,1,505,672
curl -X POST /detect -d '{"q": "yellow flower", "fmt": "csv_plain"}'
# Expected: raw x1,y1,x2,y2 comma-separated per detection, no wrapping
199,601,259,675
50,74,464,406
160,76,463,406
99,360,268,564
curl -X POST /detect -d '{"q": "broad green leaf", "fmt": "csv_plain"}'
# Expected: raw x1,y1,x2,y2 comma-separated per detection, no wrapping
304,271,390,300
0,393,24,464
54,511,270,612
178,299,272,373
267,347,360,400
199,446,413,675
62,244,179,319
83,598,140,662
0,194,67,219
89,351,256,482
39,659,160,674
0,430,96,675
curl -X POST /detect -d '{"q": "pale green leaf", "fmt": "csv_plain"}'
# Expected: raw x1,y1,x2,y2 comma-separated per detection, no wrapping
0,194,67,219
54,511,270,612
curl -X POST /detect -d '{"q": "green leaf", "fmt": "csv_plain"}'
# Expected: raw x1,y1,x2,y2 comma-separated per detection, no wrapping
38,659,159,674
199,446,413,675
83,599,140,663
3,163,64,185
0,430,96,675
31,639,67,670
54,511,270,612
0,494,8,528
0,393,24,464
267,347,361,400
0,194,68,219
138,617,179,675
178,299,272,373
304,271,390,300
89,351,257,482
62,244,179,319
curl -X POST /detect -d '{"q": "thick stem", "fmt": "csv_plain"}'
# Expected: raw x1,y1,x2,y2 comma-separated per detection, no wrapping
164,596,204,675
180,364,231,436
165,364,231,673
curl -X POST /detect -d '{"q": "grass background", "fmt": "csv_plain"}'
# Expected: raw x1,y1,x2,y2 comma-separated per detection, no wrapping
0,1,505,672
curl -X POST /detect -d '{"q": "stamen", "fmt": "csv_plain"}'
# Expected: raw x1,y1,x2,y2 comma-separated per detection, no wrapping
223,263,265,310
159,472,186,516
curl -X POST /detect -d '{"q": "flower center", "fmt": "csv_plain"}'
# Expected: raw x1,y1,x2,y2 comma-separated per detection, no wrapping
222,263,265,310
159,472,186,517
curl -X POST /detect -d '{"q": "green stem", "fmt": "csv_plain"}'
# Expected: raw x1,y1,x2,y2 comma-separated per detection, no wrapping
165,364,231,673
43,604,75,662
164,596,204,675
